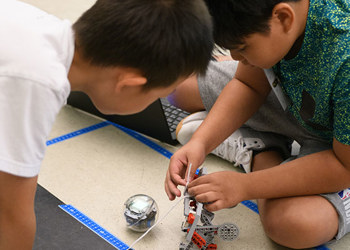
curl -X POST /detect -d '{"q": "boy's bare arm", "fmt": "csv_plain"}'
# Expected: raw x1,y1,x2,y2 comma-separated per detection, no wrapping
165,62,270,199
190,62,271,155
240,139,350,203
188,139,350,211
0,172,37,249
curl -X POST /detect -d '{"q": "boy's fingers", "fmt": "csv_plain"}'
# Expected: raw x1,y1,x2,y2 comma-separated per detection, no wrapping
173,174,186,186
187,174,210,188
164,184,175,200
204,200,223,212
189,165,198,180
165,171,183,199
167,164,186,186
191,189,217,202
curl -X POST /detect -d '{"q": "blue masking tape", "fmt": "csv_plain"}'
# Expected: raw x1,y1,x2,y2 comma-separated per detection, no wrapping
241,200,259,214
59,204,131,250
46,121,110,146
109,122,173,159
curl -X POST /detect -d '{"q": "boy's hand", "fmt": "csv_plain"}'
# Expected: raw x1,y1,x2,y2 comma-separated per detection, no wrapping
187,171,247,211
164,140,206,200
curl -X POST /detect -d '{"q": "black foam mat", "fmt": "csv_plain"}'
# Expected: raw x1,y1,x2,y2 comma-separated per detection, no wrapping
34,184,117,250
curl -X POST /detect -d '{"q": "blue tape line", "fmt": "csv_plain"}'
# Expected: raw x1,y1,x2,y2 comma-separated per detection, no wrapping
241,200,259,214
46,121,110,146
59,204,131,250
109,122,173,159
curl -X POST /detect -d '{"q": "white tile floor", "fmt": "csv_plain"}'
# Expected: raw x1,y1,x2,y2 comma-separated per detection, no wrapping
19,0,350,249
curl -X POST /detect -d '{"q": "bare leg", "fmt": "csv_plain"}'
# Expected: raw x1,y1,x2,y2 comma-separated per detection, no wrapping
253,152,338,249
167,55,235,113
167,75,205,113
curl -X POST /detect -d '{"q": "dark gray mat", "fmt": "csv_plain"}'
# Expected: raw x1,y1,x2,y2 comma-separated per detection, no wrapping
34,184,118,250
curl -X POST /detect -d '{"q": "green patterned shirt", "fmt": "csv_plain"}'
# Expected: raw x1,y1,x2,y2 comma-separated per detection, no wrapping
274,0,350,144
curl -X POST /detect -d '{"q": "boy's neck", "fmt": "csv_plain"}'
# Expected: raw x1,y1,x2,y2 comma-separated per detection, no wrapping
284,33,305,60
284,0,310,60
68,48,104,92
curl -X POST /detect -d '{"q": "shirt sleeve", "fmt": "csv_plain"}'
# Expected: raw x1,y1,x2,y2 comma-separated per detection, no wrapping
0,75,64,177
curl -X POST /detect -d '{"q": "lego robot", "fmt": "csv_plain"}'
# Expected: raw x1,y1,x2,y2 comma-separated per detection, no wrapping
180,167,239,250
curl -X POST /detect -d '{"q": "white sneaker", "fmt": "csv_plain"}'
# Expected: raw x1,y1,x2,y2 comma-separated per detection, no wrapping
176,111,265,173
176,111,208,145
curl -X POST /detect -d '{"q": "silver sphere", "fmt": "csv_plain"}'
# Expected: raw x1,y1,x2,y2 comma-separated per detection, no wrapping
123,194,159,232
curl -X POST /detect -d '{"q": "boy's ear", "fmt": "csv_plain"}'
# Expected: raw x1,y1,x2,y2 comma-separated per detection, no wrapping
115,69,147,93
272,3,295,33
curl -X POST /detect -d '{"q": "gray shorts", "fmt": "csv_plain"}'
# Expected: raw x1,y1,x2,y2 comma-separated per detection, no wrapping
283,141,350,241
197,60,350,241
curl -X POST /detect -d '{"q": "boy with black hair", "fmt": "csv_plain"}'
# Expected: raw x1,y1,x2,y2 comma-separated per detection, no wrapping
165,0,350,248
0,0,213,248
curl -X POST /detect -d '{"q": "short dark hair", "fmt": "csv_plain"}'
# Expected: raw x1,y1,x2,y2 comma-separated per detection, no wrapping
203,0,300,49
73,0,213,90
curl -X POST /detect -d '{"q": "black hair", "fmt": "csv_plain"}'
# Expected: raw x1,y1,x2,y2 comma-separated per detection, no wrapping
73,0,213,90
203,0,300,49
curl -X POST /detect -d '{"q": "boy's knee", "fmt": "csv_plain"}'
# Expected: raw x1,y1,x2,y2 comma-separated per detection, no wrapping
259,197,338,249
260,203,310,248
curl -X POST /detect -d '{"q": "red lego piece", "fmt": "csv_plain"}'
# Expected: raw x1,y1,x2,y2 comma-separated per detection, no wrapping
192,231,206,248
187,213,195,224
207,243,217,249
